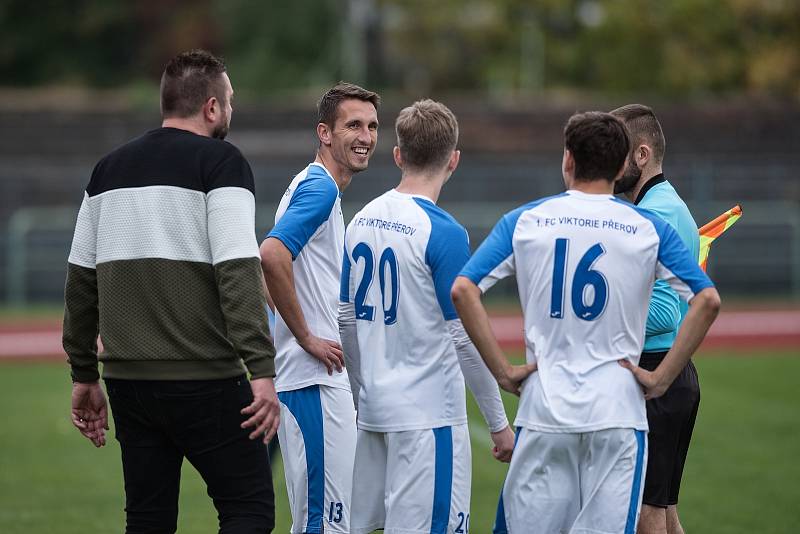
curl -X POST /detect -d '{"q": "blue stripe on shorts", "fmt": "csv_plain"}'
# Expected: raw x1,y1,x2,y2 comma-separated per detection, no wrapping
278,385,325,534
625,429,647,534
430,426,454,534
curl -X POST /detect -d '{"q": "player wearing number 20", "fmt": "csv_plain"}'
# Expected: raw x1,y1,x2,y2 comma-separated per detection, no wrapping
452,112,721,534
340,100,516,534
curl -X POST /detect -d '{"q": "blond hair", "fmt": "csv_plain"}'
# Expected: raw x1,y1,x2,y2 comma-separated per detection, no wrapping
395,99,459,172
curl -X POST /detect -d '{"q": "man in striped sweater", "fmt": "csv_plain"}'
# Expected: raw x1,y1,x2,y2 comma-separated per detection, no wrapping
63,50,278,534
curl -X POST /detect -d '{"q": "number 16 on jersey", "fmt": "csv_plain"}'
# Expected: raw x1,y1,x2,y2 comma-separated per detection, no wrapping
550,238,608,321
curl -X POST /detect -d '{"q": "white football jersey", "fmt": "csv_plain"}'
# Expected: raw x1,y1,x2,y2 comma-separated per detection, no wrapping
460,190,714,433
341,190,471,432
268,162,350,393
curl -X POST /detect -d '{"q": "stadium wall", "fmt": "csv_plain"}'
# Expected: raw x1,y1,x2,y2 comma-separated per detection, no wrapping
1,101,798,303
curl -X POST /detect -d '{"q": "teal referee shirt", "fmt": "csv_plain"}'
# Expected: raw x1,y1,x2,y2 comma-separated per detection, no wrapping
636,174,700,353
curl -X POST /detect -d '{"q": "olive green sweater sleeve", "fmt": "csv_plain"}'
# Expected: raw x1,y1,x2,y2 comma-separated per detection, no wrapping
214,257,276,378
63,263,100,383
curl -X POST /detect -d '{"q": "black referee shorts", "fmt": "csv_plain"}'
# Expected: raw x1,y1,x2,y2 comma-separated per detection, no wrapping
638,352,700,508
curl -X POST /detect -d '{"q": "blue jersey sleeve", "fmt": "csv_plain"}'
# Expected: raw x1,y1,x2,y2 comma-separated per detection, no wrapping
414,198,471,320
459,208,520,289
460,194,565,291
267,171,338,259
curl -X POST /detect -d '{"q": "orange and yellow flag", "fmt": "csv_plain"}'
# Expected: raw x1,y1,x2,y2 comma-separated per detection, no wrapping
698,205,742,272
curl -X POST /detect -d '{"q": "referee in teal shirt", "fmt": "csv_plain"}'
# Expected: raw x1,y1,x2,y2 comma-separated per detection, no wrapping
612,105,699,534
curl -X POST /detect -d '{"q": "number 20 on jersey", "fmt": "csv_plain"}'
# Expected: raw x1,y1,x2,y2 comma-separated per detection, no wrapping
352,242,400,325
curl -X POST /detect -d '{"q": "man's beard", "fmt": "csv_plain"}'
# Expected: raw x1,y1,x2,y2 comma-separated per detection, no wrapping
212,110,229,140
614,160,641,195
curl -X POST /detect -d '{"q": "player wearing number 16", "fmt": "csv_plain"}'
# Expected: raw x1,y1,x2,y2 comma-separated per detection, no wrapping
339,100,517,534
451,112,721,534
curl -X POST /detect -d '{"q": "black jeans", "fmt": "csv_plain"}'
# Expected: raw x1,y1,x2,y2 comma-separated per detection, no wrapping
105,375,274,534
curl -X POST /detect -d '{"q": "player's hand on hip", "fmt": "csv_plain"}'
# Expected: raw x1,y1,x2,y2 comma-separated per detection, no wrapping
498,362,537,396
71,381,109,448
618,359,668,400
490,425,515,463
242,377,280,443
299,334,344,375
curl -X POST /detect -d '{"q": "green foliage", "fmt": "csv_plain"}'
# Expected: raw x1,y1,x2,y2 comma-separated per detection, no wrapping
0,1,798,100
0,0,138,86
215,0,343,94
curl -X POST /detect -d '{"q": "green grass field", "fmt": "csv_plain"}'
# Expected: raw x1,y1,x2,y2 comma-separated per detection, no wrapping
1,352,798,533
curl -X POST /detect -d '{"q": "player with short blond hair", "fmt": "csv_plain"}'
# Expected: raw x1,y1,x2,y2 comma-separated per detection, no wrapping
340,99,516,534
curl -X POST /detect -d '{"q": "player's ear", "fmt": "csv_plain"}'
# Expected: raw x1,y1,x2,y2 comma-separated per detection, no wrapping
447,149,460,173
562,148,575,174
562,148,575,187
393,146,403,170
636,144,651,168
202,97,217,124
317,122,332,147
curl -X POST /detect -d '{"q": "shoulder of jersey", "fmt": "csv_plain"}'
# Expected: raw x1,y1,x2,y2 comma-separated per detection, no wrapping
411,196,463,229
299,164,339,196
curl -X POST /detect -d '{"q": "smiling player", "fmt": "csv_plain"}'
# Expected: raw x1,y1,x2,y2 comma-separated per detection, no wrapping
260,82,380,534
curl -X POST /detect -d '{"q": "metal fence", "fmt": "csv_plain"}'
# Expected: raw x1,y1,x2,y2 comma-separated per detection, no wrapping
4,198,799,305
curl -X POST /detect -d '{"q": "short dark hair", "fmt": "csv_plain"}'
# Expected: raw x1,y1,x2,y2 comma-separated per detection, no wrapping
395,99,458,172
160,50,227,119
564,112,630,182
317,82,380,127
610,104,666,164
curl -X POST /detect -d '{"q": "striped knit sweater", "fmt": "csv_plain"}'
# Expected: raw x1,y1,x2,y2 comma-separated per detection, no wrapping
63,127,275,382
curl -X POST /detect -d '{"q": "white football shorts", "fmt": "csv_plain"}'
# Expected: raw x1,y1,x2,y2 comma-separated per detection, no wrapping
277,384,356,534
494,427,647,534
351,424,472,534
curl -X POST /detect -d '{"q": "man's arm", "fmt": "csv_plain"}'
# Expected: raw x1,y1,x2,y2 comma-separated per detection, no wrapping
338,300,361,408
260,170,346,375
207,152,279,442
260,271,275,312
451,277,536,396
448,318,507,432
620,287,720,398
447,318,516,462
260,237,343,375
63,191,109,447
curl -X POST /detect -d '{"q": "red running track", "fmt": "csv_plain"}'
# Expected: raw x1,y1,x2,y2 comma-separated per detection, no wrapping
1,310,798,360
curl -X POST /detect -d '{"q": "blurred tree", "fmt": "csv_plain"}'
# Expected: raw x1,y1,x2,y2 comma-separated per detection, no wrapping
379,0,800,98
214,0,342,94
0,0,138,86
0,0,797,98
